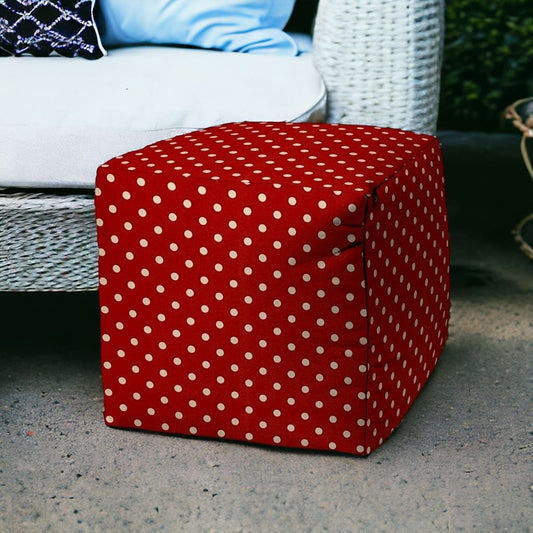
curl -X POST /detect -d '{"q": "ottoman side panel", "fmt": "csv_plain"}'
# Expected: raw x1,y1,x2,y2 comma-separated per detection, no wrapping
94,161,371,454
363,138,450,451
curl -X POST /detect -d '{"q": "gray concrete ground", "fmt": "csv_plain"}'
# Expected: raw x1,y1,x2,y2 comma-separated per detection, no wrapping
1,132,532,532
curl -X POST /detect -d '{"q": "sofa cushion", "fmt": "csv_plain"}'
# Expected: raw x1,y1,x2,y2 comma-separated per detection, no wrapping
0,41,325,189
98,0,297,55
0,0,105,59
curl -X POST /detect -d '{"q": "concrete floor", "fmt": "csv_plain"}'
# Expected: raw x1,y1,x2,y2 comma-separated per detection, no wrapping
1,132,532,532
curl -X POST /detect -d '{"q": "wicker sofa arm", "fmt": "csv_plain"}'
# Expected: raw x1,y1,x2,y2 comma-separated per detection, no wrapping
313,0,445,134
0,2,445,293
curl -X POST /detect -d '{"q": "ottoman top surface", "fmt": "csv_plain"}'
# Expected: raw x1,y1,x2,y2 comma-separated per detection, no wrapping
98,121,437,224
101,121,435,186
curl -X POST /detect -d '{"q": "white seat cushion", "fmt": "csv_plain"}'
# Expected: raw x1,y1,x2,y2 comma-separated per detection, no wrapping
0,42,326,188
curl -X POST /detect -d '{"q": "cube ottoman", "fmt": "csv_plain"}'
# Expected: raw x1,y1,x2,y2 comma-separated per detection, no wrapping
95,122,450,456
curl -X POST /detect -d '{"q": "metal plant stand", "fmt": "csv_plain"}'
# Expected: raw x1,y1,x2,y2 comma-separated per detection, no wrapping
505,97,533,260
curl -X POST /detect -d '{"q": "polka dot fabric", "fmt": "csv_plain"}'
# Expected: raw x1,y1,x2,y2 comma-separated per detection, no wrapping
95,122,450,456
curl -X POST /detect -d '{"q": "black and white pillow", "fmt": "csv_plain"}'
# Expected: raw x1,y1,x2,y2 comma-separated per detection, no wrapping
0,0,105,59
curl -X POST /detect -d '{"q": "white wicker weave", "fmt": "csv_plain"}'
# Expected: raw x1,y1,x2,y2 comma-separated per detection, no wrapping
0,0,445,292
0,191,98,291
313,0,444,133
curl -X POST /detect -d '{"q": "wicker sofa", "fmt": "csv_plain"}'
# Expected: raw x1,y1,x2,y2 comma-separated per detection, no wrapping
0,0,445,291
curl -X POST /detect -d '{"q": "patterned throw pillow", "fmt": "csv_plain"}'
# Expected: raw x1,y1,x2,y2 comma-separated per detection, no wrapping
0,0,105,59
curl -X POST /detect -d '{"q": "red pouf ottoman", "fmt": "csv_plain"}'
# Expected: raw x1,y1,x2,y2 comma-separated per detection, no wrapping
95,122,450,456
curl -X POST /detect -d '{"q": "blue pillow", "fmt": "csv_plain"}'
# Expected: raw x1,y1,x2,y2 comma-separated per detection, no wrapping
98,0,298,55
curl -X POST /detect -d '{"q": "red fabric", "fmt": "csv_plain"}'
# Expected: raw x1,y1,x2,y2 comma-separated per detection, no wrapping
95,122,450,455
